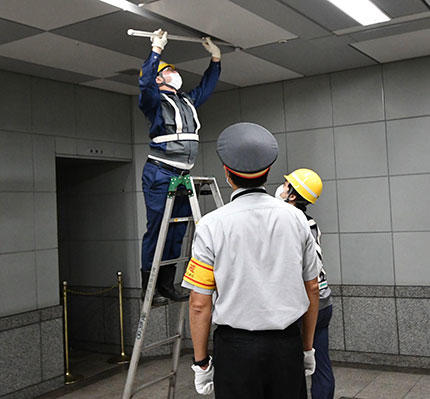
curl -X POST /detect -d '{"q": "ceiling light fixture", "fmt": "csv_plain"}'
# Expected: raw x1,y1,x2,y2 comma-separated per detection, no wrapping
97,0,138,12
326,0,390,26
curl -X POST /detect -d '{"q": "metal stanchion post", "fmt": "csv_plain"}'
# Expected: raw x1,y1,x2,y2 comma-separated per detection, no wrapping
108,272,131,364
63,281,83,385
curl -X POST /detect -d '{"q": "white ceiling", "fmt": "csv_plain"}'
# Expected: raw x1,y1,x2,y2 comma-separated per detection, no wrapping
0,0,117,30
352,28,430,63
144,0,298,49
0,0,429,95
176,50,302,86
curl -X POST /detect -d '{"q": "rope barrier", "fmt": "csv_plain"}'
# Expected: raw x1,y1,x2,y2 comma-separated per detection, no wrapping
62,272,130,384
67,285,117,296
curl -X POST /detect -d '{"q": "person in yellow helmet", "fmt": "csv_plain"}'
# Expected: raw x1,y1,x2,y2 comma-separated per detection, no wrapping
275,169,335,399
138,28,221,301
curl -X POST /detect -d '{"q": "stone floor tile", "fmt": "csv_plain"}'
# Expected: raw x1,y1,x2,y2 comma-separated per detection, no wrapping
403,375,430,399
333,366,380,398
356,371,422,399
53,355,430,399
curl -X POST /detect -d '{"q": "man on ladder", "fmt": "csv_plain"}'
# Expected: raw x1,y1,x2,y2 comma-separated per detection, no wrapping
181,123,320,398
138,28,221,300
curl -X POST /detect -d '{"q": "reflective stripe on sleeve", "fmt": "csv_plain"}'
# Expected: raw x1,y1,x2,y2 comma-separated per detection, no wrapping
183,257,216,290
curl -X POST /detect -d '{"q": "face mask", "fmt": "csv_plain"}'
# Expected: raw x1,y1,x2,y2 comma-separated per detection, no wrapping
226,177,232,188
167,72,182,90
275,184,284,200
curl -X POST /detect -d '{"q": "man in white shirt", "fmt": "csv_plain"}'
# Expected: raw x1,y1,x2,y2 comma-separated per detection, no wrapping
182,122,320,398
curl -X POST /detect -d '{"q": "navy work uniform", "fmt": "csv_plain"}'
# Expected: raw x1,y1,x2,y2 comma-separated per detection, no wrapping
276,168,335,399
138,50,220,295
307,215,335,399
182,123,319,398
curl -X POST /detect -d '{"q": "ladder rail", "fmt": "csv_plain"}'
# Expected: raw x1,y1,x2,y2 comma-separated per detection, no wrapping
168,301,188,399
122,196,175,399
122,175,224,399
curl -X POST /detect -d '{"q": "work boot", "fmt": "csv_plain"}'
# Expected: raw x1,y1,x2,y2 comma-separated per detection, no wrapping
141,269,168,305
156,265,189,301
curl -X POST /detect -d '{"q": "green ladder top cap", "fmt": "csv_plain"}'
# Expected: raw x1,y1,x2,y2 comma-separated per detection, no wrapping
168,174,193,197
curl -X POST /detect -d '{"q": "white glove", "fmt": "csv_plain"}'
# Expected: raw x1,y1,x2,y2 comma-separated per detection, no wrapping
202,37,221,59
304,348,316,376
151,28,168,50
191,356,214,395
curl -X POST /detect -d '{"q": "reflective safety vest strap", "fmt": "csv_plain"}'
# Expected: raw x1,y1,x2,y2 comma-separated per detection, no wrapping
152,133,200,143
161,93,183,133
182,97,201,134
308,218,322,261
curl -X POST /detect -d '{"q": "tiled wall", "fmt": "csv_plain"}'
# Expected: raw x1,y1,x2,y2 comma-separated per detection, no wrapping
0,69,134,396
0,70,133,318
0,306,64,398
192,56,430,366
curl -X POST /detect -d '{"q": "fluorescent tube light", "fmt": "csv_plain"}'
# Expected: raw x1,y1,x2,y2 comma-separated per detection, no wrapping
97,0,136,12
326,0,390,26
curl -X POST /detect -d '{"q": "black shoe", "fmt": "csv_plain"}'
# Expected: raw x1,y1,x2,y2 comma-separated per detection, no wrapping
157,265,189,302
141,270,169,305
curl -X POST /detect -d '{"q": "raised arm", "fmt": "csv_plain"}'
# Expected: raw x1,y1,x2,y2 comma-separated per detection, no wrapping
187,38,221,108
138,29,168,114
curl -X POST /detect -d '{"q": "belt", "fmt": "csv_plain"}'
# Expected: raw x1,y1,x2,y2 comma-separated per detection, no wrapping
216,320,300,337
147,158,190,175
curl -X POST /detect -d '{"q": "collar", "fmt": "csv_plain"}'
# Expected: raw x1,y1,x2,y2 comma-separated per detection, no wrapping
230,186,267,202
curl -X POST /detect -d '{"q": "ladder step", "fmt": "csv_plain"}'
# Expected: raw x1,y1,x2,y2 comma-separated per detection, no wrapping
159,256,190,266
133,371,175,395
169,216,194,223
143,334,181,352
191,176,216,184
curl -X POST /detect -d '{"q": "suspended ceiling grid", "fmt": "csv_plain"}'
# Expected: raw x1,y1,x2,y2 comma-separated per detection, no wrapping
0,0,429,95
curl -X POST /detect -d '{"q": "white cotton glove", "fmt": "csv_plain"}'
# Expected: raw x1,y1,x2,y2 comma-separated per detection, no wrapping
202,37,221,59
191,356,214,395
304,348,316,376
151,28,168,50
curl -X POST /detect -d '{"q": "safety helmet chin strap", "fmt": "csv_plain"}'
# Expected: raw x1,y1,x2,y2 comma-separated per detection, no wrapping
286,186,308,212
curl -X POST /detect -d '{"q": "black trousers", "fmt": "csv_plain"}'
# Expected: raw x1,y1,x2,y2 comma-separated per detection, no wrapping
213,323,307,399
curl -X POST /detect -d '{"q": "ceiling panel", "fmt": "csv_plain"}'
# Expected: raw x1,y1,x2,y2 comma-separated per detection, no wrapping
0,55,96,83
53,11,233,62
371,0,429,18
0,0,118,30
82,78,140,95
171,69,239,93
0,33,142,78
0,18,43,45
349,17,430,42
230,0,330,40
176,50,302,87
247,35,376,76
143,0,298,48
352,28,430,63
280,0,358,31
108,70,238,93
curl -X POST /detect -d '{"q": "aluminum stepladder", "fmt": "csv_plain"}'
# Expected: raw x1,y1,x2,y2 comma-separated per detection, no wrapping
122,175,224,399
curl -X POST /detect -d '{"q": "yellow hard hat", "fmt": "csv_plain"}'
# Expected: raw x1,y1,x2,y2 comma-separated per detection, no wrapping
157,61,175,74
284,168,323,204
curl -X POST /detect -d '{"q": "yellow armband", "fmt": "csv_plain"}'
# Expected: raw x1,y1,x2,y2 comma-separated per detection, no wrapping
183,257,216,290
